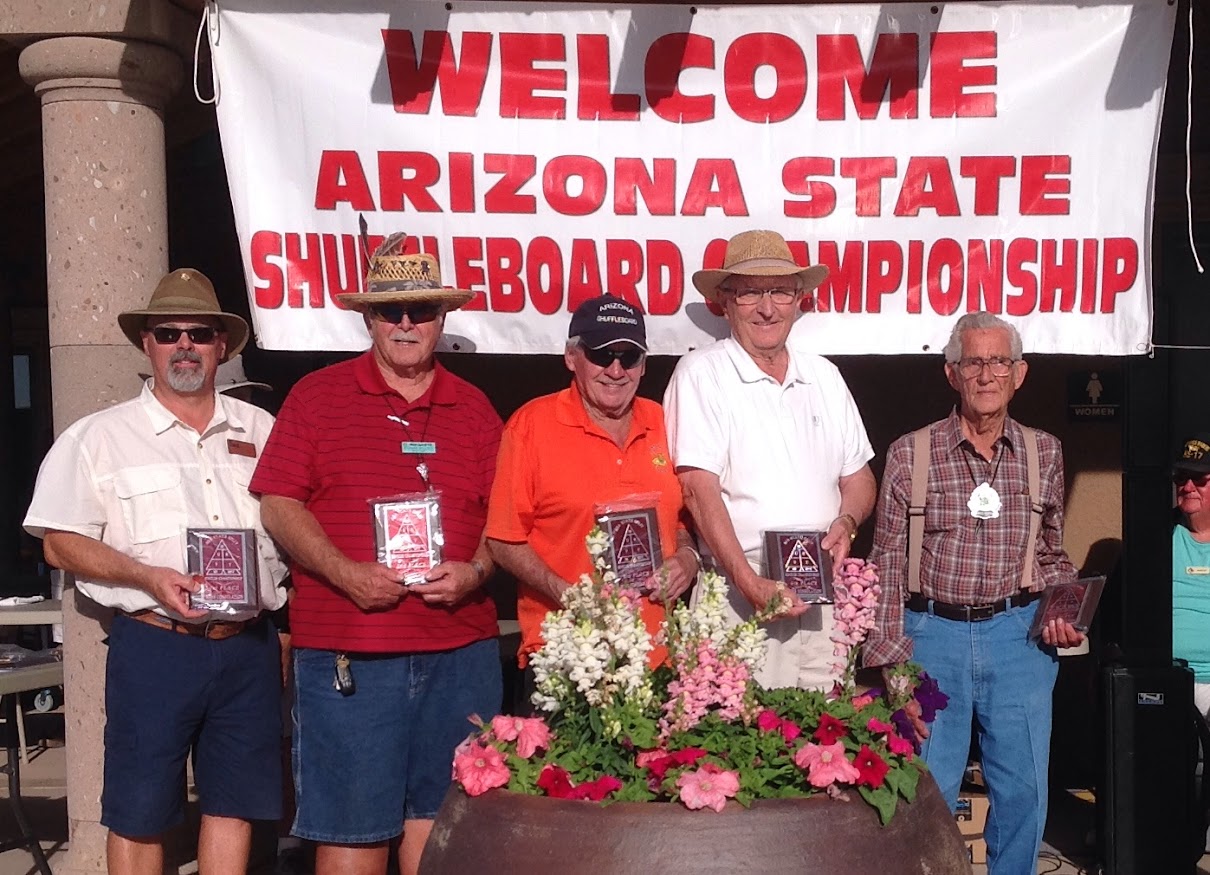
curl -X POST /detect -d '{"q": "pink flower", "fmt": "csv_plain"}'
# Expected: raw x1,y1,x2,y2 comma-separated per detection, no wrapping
794,741,861,788
490,715,552,758
635,748,668,769
676,763,740,812
886,732,914,757
756,709,782,732
779,721,802,743
866,717,895,735
851,693,876,711
453,741,510,796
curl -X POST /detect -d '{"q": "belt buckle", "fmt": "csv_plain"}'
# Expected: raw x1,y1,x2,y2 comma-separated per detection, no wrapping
967,604,995,622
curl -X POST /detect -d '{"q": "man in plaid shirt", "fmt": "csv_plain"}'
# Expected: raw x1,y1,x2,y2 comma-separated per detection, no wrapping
866,312,1084,875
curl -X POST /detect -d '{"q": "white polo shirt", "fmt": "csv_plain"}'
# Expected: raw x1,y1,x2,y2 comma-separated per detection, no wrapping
24,381,287,620
664,336,874,690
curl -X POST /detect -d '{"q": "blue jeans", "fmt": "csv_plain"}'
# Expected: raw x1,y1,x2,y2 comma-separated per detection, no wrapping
906,599,1058,875
291,639,502,843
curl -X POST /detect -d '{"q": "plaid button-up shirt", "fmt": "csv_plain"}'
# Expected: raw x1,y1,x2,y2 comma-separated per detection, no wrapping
863,409,1076,667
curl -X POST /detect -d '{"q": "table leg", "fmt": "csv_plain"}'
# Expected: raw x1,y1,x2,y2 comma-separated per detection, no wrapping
1,693,51,875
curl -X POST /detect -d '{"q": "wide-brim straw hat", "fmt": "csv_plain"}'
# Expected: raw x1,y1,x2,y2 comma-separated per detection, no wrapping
118,269,249,362
337,235,474,312
692,230,830,304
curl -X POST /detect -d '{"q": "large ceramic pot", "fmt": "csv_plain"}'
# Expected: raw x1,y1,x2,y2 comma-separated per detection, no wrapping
420,774,971,875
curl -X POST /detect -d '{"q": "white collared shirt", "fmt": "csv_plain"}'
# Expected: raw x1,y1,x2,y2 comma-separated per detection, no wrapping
663,336,874,690
24,381,287,620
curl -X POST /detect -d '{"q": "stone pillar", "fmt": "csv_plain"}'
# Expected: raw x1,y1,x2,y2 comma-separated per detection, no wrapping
19,36,182,874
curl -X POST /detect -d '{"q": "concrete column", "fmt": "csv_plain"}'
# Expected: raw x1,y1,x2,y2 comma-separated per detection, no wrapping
19,36,182,874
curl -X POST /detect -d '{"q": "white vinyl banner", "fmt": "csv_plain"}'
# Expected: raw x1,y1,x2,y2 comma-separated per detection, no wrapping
210,1,1175,355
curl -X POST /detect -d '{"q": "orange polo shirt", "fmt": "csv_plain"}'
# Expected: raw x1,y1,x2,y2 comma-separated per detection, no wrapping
487,383,686,667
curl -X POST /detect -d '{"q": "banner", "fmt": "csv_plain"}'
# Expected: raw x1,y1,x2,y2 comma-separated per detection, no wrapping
210,1,1175,355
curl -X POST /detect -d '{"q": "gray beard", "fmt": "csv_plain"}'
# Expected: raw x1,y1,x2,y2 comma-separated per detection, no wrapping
163,363,206,393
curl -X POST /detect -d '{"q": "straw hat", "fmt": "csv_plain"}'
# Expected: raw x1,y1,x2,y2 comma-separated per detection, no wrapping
118,269,248,362
692,230,830,304
336,233,474,312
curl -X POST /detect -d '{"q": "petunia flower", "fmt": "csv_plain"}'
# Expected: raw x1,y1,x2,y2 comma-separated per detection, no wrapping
813,712,848,745
537,764,577,799
779,720,802,743
676,763,740,812
866,717,895,735
886,732,914,757
571,775,623,802
794,741,861,788
453,741,510,796
756,709,782,733
913,674,949,723
853,744,890,788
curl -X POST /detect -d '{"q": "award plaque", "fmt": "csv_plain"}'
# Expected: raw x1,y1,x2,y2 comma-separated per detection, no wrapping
371,492,444,585
596,506,662,590
1028,576,1106,640
186,528,259,612
763,530,833,604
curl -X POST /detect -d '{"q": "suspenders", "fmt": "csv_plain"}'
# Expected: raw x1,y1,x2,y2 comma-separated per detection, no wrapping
905,424,1043,595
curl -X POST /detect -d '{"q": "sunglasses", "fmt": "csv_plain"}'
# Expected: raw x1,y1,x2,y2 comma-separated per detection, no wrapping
369,303,442,325
149,326,220,345
1173,471,1210,487
581,344,644,369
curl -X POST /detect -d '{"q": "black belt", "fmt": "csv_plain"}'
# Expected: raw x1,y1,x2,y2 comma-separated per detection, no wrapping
905,590,1042,623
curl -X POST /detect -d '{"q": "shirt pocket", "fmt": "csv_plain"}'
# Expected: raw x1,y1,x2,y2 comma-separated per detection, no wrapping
923,493,968,534
113,464,186,545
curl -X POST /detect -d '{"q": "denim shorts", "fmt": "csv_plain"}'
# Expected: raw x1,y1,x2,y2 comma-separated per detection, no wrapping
102,614,283,837
291,638,502,843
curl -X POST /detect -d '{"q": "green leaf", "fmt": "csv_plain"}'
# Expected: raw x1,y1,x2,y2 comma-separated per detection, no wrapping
896,763,919,802
858,784,898,826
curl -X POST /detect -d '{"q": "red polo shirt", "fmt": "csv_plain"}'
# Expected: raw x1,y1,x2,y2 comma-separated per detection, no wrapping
251,352,502,653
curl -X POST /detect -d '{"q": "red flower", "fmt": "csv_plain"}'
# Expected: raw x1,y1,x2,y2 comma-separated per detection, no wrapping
853,744,890,789
813,713,848,745
537,764,577,799
571,775,623,802
671,748,708,767
644,747,708,781
779,721,802,743
756,709,782,732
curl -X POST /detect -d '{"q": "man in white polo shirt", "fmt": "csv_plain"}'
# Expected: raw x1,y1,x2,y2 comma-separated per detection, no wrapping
664,229,876,690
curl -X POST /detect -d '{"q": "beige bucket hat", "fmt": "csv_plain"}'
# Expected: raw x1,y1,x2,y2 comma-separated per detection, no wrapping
337,233,474,312
692,230,830,304
118,269,249,362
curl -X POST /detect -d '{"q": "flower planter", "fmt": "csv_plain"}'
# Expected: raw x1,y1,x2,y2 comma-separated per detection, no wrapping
419,773,971,875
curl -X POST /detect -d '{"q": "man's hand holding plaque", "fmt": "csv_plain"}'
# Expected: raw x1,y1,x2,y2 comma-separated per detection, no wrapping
186,528,260,613
370,492,444,586
1028,575,1104,642
763,530,834,605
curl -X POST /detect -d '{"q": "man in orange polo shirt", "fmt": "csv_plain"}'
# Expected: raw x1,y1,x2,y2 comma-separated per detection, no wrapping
487,296,700,709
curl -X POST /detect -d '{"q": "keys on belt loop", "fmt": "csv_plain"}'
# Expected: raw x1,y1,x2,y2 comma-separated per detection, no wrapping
334,653,355,696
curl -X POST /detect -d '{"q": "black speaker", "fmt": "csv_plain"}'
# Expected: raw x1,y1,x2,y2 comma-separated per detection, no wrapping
1100,661,1200,874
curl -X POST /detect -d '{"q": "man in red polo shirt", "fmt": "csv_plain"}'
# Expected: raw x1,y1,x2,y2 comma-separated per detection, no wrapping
251,236,502,875
486,296,700,709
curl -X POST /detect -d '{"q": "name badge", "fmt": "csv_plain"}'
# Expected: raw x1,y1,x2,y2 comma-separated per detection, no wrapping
402,441,437,455
227,439,257,458
968,482,1001,520
1187,566,1210,575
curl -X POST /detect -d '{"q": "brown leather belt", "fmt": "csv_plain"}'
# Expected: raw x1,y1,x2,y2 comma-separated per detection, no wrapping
905,590,1042,623
125,610,260,641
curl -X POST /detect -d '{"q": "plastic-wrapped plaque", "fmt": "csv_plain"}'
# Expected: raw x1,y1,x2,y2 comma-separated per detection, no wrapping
186,528,260,613
763,530,834,604
595,494,663,590
1028,575,1106,639
371,491,444,585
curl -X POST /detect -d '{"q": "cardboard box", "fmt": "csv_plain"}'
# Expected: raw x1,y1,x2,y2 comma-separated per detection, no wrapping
955,791,989,865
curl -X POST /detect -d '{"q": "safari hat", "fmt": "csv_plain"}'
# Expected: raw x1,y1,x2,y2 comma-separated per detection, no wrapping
118,268,248,362
337,233,474,312
692,230,829,304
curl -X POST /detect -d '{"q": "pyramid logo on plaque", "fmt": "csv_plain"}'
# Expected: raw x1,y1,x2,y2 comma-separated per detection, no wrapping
784,539,820,575
203,538,243,580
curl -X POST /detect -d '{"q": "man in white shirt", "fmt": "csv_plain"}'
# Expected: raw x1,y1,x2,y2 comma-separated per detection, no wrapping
23,269,287,875
664,230,876,690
